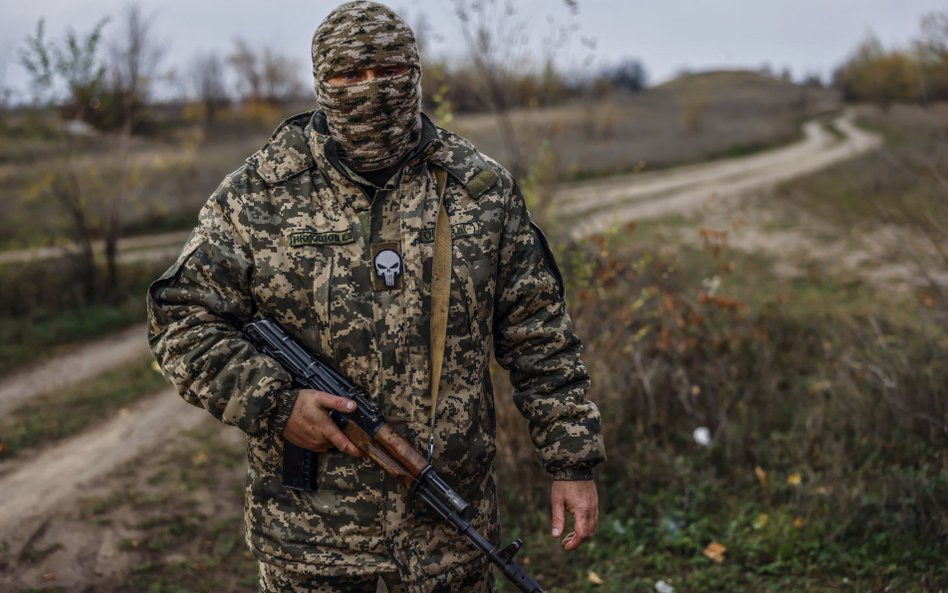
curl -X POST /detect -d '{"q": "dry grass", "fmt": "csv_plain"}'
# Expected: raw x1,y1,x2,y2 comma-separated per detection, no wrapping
452,71,839,180
0,71,839,251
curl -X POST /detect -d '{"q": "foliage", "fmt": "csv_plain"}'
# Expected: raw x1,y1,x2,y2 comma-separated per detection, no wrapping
834,12,948,106
493,226,947,590
598,58,649,92
19,17,110,120
0,257,169,375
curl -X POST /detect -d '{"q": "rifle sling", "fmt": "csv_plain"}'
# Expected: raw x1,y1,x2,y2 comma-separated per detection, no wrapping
427,165,451,461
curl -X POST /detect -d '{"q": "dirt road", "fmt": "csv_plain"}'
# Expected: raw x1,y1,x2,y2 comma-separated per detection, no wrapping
554,111,881,238
0,111,883,568
0,324,149,417
0,231,190,265
0,391,208,528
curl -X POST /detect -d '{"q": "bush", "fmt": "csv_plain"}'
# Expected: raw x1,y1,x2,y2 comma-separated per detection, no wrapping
493,226,947,586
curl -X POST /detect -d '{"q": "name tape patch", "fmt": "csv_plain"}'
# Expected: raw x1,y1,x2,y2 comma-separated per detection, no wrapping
289,228,355,247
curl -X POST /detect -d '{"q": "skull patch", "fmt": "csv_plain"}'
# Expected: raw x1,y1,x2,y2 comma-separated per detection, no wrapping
373,248,402,289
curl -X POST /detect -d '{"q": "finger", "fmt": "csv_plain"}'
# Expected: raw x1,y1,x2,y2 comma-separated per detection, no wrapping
573,504,592,540
328,429,362,457
562,528,589,551
589,502,600,534
314,391,357,414
562,506,592,551
550,489,566,537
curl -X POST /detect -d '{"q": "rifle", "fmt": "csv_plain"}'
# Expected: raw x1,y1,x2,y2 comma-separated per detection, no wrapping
242,317,547,593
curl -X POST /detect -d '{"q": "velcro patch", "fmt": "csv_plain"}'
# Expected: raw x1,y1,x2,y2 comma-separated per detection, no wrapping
288,229,355,247
464,169,499,198
418,221,482,244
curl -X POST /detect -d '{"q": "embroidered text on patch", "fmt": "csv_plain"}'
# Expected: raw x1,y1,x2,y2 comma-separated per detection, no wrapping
289,229,355,247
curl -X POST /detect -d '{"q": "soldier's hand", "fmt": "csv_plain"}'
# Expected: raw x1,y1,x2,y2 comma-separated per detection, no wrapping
550,480,598,552
283,389,364,458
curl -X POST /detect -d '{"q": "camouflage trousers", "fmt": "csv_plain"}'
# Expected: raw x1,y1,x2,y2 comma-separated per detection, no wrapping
258,560,495,593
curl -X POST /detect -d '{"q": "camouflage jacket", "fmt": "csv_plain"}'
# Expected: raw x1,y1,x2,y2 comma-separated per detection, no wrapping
146,111,604,587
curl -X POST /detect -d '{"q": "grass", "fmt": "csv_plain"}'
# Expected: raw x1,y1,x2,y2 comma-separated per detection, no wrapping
0,257,170,376
0,71,839,251
821,120,845,141
457,72,838,183
493,208,947,591
6,98,945,593
25,229,937,593
776,104,948,231
0,356,168,458
0,301,144,377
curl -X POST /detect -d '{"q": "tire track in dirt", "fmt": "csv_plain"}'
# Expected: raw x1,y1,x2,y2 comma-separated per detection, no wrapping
0,391,208,531
0,323,149,417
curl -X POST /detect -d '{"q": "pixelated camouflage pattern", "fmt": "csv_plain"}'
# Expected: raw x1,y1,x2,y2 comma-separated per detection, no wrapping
312,1,422,172
146,109,603,590
259,561,405,593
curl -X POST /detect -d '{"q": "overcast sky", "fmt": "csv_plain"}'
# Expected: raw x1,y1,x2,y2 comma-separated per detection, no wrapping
2,0,945,101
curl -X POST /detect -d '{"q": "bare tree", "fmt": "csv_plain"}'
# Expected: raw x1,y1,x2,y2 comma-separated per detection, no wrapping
189,51,228,124
229,38,302,105
261,47,303,103
89,3,165,290
914,12,948,104
447,0,587,185
449,0,530,178
108,2,165,128
0,43,14,115
19,18,111,300
229,38,263,103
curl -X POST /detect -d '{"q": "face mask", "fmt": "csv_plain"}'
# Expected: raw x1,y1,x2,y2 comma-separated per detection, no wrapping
311,1,423,172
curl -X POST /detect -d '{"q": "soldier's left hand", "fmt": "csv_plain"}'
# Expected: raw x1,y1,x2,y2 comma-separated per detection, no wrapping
550,480,598,551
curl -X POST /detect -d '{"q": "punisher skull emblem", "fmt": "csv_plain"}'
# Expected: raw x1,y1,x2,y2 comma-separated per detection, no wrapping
374,248,402,289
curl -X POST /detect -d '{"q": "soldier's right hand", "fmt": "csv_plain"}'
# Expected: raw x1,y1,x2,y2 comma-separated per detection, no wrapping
283,389,364,458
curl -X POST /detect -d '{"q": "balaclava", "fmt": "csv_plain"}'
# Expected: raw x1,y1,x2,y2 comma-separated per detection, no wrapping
311,1,423,172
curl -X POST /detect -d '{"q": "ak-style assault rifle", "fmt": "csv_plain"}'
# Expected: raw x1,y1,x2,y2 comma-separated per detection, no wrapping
242,318,547,593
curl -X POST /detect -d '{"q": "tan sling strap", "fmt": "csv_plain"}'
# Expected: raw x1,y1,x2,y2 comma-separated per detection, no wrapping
426,164,451,461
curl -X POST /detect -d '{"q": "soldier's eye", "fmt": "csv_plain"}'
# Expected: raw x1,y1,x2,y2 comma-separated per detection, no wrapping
343,71,359,80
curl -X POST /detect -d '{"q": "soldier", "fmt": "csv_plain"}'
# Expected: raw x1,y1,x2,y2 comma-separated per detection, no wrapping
147,2,605,592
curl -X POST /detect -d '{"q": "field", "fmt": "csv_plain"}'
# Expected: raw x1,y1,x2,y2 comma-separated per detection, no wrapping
457,71,838,179
0,72,836,251
0,73,945,593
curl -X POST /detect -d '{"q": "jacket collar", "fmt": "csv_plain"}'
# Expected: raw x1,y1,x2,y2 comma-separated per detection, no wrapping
248,109,498,200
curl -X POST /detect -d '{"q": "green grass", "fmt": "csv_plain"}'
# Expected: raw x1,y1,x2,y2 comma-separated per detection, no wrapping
505,222,947,591
0,256,171,375
0,357,168,458
0,301,145,377
17,230,936,593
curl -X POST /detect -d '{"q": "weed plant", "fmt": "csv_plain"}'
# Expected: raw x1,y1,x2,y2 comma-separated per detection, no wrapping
492,225,947,591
